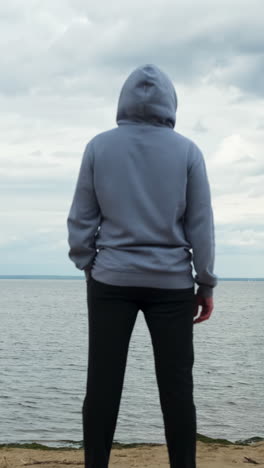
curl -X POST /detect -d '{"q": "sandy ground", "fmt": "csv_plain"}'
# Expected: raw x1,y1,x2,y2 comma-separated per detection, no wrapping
0,441,264,467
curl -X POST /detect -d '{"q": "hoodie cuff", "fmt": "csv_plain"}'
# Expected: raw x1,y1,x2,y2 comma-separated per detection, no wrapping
196,285,214,298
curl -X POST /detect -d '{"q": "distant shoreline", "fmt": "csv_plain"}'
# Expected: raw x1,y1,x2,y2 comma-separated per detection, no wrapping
0,275,263,281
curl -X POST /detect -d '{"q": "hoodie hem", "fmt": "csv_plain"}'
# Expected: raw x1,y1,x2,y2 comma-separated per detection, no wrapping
87,267,195,290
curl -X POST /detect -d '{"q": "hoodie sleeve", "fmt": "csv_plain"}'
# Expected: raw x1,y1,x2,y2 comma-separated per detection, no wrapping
67,140,101,272
183,143,218,298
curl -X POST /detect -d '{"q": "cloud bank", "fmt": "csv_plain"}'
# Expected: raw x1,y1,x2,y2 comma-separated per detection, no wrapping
1,0,263,276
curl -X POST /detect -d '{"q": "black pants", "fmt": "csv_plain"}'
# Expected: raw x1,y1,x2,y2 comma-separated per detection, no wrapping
82,276,197,468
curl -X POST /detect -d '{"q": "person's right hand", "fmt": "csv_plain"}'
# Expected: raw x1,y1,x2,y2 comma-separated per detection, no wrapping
193,295,214,324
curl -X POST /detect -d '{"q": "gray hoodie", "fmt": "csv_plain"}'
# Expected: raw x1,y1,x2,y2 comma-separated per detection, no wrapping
67,64,217,297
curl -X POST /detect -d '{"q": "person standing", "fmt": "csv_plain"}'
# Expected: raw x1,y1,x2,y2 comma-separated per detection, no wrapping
67,64,217,468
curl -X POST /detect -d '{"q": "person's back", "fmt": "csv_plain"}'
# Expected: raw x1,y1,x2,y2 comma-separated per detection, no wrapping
67,63,217,298
67,63,218,468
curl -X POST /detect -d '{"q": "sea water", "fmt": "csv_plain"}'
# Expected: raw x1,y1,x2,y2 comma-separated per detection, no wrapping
0,278,263,447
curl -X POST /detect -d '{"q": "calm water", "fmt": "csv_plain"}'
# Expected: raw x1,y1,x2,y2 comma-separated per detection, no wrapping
0,279,263,447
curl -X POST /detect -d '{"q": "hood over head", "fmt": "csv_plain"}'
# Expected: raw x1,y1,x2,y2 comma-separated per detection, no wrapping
116,64,177,129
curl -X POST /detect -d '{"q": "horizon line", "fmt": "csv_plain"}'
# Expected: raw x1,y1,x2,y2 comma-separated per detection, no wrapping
0,275,263,281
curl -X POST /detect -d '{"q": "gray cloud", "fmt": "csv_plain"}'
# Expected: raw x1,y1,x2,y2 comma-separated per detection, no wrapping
0,1,263,99
193,121,208,133
0,1,264,276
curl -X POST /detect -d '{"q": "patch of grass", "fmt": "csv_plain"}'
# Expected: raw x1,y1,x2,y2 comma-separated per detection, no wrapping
235,436,264,446
0,443,80,451
196,433,234,445
1,434,262,450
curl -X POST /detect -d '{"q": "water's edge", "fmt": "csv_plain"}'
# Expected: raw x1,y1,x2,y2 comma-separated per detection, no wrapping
0,434,263,450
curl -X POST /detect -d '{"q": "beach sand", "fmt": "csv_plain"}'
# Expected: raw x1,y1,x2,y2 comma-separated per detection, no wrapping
0,440,263,467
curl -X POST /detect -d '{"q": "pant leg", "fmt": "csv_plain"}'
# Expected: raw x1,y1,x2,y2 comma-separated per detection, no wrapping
82,277,139,468
140,287,196,468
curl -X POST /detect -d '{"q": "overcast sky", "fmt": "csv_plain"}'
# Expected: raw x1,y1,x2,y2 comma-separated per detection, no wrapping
1,0,264,277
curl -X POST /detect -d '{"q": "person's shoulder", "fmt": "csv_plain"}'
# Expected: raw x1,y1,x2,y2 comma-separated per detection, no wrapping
173,130,202,152
89,127,119,145
173,131,204,170
82,127,119,157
